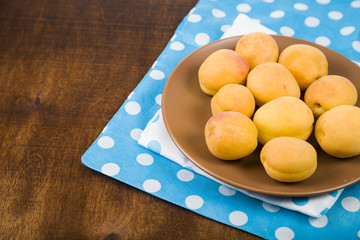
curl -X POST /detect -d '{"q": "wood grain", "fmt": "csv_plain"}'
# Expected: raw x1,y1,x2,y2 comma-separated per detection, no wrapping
0,0,262,239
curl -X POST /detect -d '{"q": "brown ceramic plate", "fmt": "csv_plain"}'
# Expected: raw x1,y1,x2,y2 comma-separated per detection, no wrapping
162,35,360,197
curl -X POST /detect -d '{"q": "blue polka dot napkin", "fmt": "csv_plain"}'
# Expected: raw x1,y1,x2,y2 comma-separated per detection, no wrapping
82,1,360,239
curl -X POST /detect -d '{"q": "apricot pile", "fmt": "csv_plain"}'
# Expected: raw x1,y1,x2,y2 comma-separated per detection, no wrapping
199,32,360,183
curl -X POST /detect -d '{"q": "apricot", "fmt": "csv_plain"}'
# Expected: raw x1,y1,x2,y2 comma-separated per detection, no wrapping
304,75,358,118
211,84,255,117
235,32,279,70
278,44,328,90
246,62,301,106
204,111,258,160
315,105,360,158
260,137,317,182
198,49,249,96
253,96,314,145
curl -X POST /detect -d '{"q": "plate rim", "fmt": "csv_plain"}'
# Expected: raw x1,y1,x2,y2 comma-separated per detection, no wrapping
162,35,360,197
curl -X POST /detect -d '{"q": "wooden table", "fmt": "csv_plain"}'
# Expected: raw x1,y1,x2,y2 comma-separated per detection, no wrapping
0,0,261,239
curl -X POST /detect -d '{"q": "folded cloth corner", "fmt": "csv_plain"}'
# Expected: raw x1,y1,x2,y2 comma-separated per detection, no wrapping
221,13,276,39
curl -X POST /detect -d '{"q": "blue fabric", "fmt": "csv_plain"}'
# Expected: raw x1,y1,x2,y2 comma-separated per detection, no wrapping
82,0,360,239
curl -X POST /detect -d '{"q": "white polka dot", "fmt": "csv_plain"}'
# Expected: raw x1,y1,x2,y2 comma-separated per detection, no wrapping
185,195,204,209
351,0,360,8
294,3,308,10
353,41,360,53
155,94,162,105
315,36,331,47
221,24,231,32
149,69,165,80
342,196,360,212
309,215,328,228
275,227,295,240
101,126,108,133
98,136,115,149
130,128,143,141
316,0,330,4
124,101,141,115
187,14,202,23
270,10,285,18
236,3,251,13
354,60,360,67
151,60,158,69
328,11,343,20
136,153,154,166
262,202,280,212
358,230,360,238
229,211,248,226
280,26,295,36
305,17,320,27
263,0,274,2
170,41,185,51
101,163,120,176
195,33,210,46
212,9,226,18
177,169,194,182
143,179,161,193
127,92,134,99
219,185,236,196
340,26,356,36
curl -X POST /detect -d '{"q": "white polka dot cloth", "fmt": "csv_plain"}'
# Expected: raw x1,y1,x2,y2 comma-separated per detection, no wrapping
82,1,360,239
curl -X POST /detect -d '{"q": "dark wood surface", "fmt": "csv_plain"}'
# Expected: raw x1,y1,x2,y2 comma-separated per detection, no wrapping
0,0,262,239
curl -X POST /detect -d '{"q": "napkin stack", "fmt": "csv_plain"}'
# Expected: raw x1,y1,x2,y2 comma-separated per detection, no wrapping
139,13,344,218
82,1,360,239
